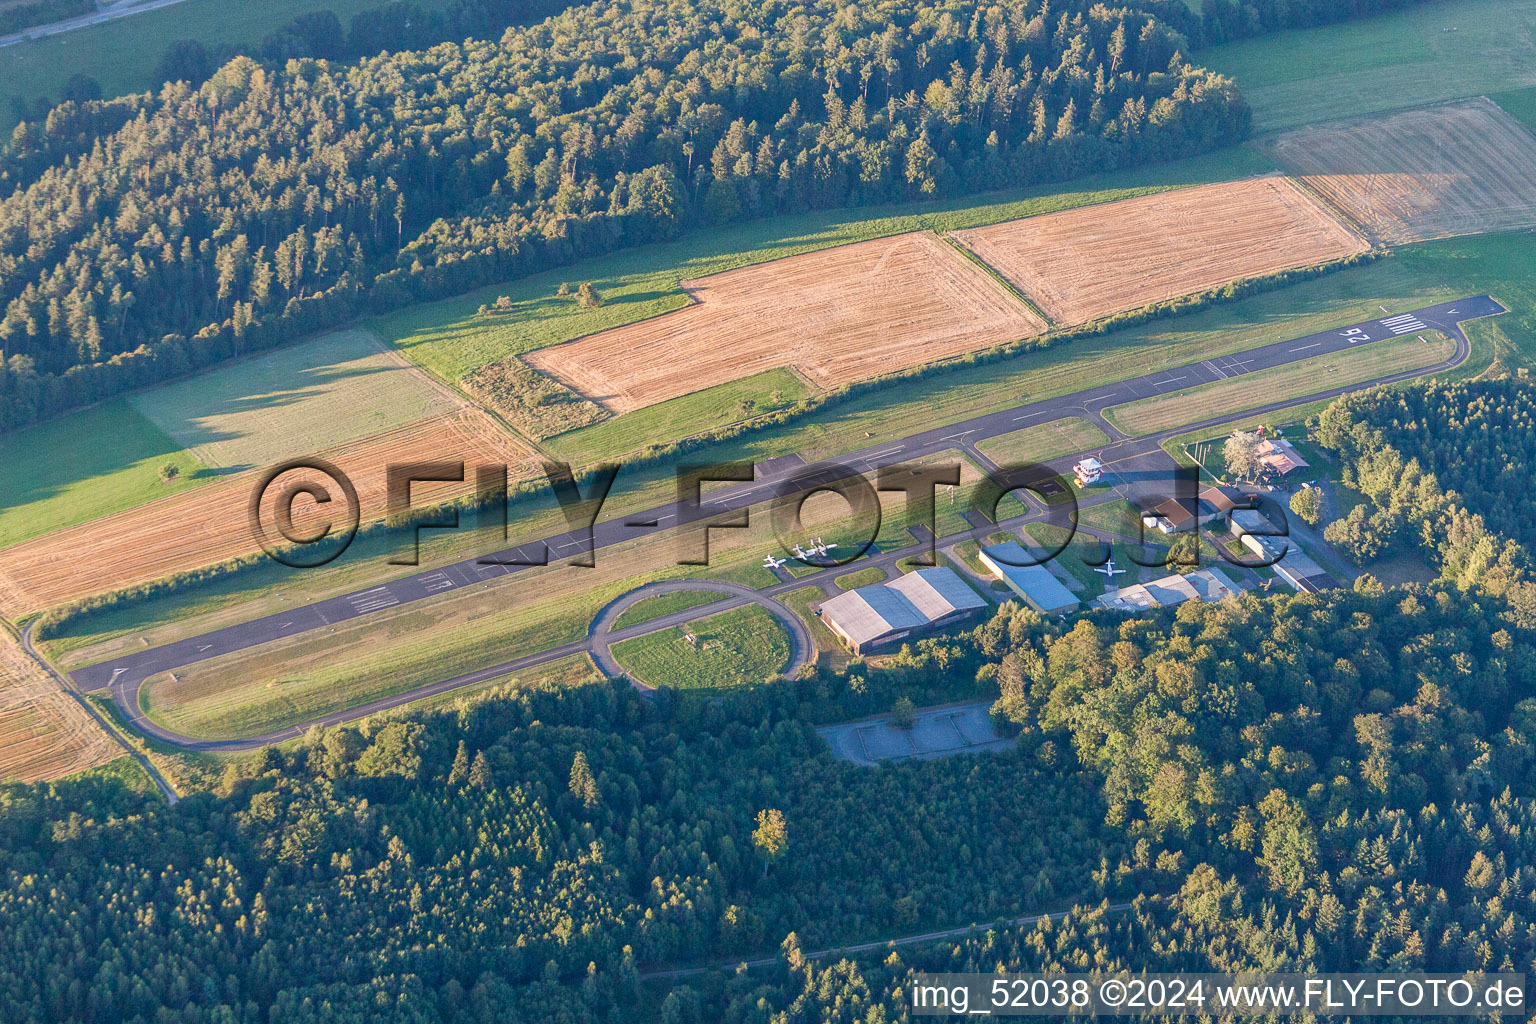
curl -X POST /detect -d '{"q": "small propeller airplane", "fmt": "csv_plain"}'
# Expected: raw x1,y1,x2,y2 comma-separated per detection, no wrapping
813,537,830,556
762,554,787,570
1095,556,1126,580
792,544,809,559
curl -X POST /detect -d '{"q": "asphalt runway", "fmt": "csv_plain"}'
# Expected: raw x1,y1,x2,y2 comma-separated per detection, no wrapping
67,295,1502,748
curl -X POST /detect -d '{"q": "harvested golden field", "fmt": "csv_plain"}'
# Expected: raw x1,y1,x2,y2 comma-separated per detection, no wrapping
950,177,1368,325
525,232,1044,413
1266,98,1536,244
0,410,539,615
0,631,118,782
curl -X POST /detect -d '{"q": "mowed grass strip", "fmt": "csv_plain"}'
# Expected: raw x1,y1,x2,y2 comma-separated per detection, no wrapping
0,399,206,549
545,368,813,466
612,590,729,630
833,566,887,590
128,328,457,469
975,416,1109,467
1103,333,1456,436
610,605,791,691
389,653,605,718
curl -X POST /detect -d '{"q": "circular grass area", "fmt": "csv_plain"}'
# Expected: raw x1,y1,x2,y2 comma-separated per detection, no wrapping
610,604,791,691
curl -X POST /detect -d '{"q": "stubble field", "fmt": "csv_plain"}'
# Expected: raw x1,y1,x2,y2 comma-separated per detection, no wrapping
0,409,539,615
1266,99,1536,244
948,178,1369,325
0,630,119,782
525,231,1045,413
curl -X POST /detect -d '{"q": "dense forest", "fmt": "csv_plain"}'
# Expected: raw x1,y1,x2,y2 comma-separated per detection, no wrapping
1312,379,1536,626
3,581,1534,1021
0,0,1312,432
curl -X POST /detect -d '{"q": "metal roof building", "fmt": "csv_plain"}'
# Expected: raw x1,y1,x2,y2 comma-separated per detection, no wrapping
1096,566,1241,612
977,541,1080,615
1231,508,1289,561
819,567,988,655
1274,548,1334,593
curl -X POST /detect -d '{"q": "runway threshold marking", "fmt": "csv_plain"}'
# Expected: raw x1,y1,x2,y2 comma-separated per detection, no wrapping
1381,313,1426,335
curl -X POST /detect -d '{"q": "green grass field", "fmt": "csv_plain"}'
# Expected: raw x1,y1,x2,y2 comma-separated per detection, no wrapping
1200,0,1536,133
974,417,1109,467
373,147,1273,381
1393,231,1536,371
1078,500,1147,540
1492,86,1536,131
610,604,791,691
0,0,456,135
0,399,207,549
129,327,454,469
780,584,845,665
833,566,887,591
1103,332,1456,436
611,590,728,630
544,368,814,465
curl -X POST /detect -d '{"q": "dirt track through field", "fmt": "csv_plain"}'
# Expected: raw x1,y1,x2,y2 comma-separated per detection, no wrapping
1266,98,1536,244
949,177,1368,325
0,410,539,614
525,232,1045,413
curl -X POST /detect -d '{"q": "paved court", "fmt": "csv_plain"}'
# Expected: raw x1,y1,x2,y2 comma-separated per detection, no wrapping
818,699,1017,765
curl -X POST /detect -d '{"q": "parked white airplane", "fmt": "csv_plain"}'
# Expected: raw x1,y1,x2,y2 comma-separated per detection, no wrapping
817,537,838,550
792,544,809,559
763,555,787,570
1095,557,1126,579
813,539,830,556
